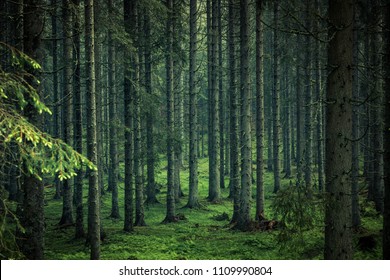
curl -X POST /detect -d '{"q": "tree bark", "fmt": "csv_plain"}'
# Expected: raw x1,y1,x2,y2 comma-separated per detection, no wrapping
73,0,85,238
237,0,251,230
255,0,265,219
108,0,120,219
16,0,45,257
186,0,200,209
324,0,354,260
272,1,281,193
163,0,176,223
383,0,390,260
208,0,221,202
85,0,101,259
124,0,134,232
59,0,74,226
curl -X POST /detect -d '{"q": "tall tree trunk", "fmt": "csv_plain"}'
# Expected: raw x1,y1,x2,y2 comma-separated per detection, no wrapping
133,0,146,227
255,0,265,219
173,2,184,202
108,0,120,219
369,1,384,213
208,0,220,202
85,0,100,259
272,1,281,193
59,0,74,226
228,0,240,223
218,0,225,190
315,0,324,192
144,7,158,205
351,3,361,228
123,0,134,232
73,0,84,238
186,0,200,209
163,0,176,223
324,0,354,260
51,0,62,200
304,0,312,193
16,0,45,259
94,0,104,197
296,33,304,187
383,0,390,260
237,0,251,230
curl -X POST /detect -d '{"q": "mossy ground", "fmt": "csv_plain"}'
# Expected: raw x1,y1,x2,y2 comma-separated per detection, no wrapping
43,157,383,260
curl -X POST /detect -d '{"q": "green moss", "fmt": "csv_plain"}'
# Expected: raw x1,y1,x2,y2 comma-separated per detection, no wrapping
42,157,383,260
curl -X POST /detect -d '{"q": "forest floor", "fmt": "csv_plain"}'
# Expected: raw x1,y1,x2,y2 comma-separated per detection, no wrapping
43,158,383,260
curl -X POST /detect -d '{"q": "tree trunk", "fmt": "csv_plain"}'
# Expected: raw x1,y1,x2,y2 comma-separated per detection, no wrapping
16,0,46,259
108,0,120,219
369,1,384,213
296,33,303,187
351,4,361,228
73,0,84,238
272,1,281,193
59,0,74,226
228,0,240,223
208,0,221,202
255,0,265,219
237,0,251,230
186,0,200,209
51,0,62,200
144,8,158,205
324,0,354,260
133,0,146,227
218,0,225,190
163,0,176,223
85,0,101,260
383,0,390,260
124,0,134,232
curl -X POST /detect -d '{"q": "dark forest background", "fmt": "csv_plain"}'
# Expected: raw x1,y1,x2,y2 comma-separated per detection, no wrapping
0,0,389,260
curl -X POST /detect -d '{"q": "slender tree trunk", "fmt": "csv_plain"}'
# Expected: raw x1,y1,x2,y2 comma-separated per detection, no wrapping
272,1,281,193
124,0,134,232
324,0,354,260
51,0,62,200
383,0,390,260
85,0,100,260
133,0,146,227
217,0,225,190
163,0,176,223
94,0,104,197
144,8,158,205
186,0,200,209
236,0,251,231
351,4,361,228
296,33,303,187
208,0,221,202
73,0,84,238
228,0,240,223
59,0,74,226
315,0,324,192
304,0,312,193
255,0,265,219
108,0,119,219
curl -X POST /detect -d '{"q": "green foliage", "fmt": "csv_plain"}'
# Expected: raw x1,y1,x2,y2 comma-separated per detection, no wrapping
0,189,24,259
0,42,96,180
272,183,324,252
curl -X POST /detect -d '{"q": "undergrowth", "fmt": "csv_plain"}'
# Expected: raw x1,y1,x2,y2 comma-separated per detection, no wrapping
39,158,383,260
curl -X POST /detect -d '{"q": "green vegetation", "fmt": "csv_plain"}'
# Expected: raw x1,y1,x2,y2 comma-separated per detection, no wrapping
41,158,382,260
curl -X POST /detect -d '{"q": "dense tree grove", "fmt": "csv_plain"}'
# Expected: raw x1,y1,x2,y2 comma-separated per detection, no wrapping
0,0,389,260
